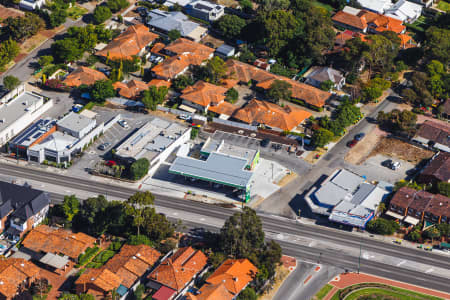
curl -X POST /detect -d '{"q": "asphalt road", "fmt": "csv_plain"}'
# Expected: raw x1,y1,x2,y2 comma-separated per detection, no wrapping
1,162,450,293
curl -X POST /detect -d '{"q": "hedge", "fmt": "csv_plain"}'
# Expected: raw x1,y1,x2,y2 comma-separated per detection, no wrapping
77,246,100,266
92,250,115,264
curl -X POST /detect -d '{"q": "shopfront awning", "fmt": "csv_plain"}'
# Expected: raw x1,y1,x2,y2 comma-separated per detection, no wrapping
179,104,197,113
404,216,420,225
385,210,405,220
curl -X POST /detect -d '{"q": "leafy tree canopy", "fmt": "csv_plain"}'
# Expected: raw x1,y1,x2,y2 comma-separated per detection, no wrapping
93,5,112,24
130,158,150,181
215,15,246,40
3,75,20,91
90,79,116,102
267,79,292,104
168,29,181,41
141,86,168,110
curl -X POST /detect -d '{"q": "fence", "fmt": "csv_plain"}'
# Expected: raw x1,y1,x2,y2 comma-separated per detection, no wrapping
212,117,257,131
157,105,194,117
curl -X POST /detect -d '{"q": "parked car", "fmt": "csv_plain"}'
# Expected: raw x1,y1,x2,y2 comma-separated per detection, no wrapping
354,133,365,141
98,142,111,151
260,138,270,147
150,55,163,63
382,159,401,170
347,140,358,148
179,114,191,121
118,120,129,129
105,160,117,167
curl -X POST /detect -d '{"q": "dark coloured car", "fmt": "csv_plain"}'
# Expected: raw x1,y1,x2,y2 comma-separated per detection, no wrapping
98,142,111,151
347,140,358,148
354,133,365,141
260,138,270,147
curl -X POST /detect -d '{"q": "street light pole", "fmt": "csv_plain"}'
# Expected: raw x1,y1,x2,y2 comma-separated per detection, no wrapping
358,236,362,273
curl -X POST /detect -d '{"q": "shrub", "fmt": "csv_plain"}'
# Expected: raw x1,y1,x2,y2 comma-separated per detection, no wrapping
77,246,100,266
92,250,115,264
225,88,239,103
128,234,155,246
130,158,150,180
366,218,399,235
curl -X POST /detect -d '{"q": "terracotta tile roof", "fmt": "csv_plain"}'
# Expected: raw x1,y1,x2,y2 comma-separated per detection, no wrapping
105,244,161,288
419,152,450,183
153,285,177,300
186,283,234,300
416,120,450,147
0,258,40,299
206,259,257,295
151,54,198,80
221,79,239,89
151,42,166,55
148,246,208,292
113,80,149,99
63,67,108,87
96,24,158,60
332,10,368,30
232,99,312,131
371,15,405,34
164,38,214,59
76,267,122,293
208,101,239,116
22,225,96,259
149,79,172,88
226,60,330,108
181,81,228,107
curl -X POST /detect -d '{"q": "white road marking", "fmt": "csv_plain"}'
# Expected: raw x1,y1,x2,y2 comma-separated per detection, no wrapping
425,268,434,273
397,260,406,266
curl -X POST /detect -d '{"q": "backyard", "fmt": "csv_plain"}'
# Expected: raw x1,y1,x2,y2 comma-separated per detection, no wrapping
67,4,88,20
437,0,450,12
330,284,444,300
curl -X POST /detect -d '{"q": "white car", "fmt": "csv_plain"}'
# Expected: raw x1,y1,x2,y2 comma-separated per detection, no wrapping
118,120,129,129
178,114,191,121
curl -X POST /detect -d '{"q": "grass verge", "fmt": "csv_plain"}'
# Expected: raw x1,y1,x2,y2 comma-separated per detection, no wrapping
314,284,333,300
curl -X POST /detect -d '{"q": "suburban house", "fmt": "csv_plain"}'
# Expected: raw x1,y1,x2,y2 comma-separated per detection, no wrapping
408,0,433,7
384,0,423,23
386,187,450,225
186,259,257,300
215,44,235,59
231,99,312,132
146,10,208,42
0,257,41,299
151,38,214,81
113,80,151,99
96,24,158,60
417,152,449,185
413,120,450,152
76,244,161,298
185,0,225,22
147,246,208,299
305,169,392,228
305,66,345,91
149,79,172,88
21,225,96,271
356,0,392,13
225,60,332,109
332,6,405,34
63,67,108,87
0,182,50,240
441,99,450,120
180,81,228,113
19,0,45,10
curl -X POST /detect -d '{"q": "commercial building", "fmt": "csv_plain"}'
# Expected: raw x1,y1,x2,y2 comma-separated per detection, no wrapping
147,247,208,299
169,138,259,202
114,118,191,174
0,182,50,240
413,120,450,152
185,0,225,22
387,187,450,225
28,112,102,164
0,86,53,148
305,169,391,228
147,10,208,42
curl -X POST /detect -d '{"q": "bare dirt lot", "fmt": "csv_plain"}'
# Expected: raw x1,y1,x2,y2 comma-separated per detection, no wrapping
345,127,386,165
368,137,434,164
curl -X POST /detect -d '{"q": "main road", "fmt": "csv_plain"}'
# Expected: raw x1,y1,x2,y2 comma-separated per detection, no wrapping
1,162,450,294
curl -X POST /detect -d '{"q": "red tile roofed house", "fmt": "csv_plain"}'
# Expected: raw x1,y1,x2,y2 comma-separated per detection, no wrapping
180,81,228,113
226,60,331,109
387,187,450,225
186,283,234,300
208,101,240,118
417,152,450,185
163,38,214,59
76,244,161,298
147,246,208,299
63,67,108,87
398,34,417,49
113,80,150,99
96,24,158,60
368,14,405,34
21,225,96,267
231,99,312,131
332,8,370,32
413,120,450,152
151,42,166,56
441,99,450,120
149,79,172,88
75,268,122,298
0,257,40,300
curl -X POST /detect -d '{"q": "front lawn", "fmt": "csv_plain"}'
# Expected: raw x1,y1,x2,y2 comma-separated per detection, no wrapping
312,1,334,12
67,5,88,20
437,0,450,12
314,284,333,300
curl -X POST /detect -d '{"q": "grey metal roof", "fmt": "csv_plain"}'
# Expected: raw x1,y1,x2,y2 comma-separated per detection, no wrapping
39,252,69,269
148,10,200,36
307,67,344,84
169,152,253,188
0,92,43,133
313,181,350,206
351,183,376,205
10,118,56,147
57,112,95,134
330,169,365,192
216,44,235,55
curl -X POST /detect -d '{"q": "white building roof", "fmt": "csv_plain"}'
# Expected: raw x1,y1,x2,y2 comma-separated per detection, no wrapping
0,92,43,133
357,0,393,13
57,112,95,134
384,0,422,22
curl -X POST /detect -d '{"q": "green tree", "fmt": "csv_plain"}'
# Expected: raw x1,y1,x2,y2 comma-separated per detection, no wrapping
0,39,20,70
363,34,398,76
437,182,450,197
62,195,80,222
93,5,112,24
320,80,334,91
215,15,246,40
107,0,129,12
436,223,450,238
130,158,150,181
408,230,421,242
51,38,84,62
67,25,99,51
168,29,181,41
258,0,290,12
72,195,109,236
270,63,297,78
366,218,399,235
1,13,44,42
423,227,440,242
141,86,168,110
262,10,298,57
238,45,256,63
339,37,370,72
362,78,391,102
237,287,257,300
38,55,54,68
401,88,418,104
239,0,253,12
311,128,334,148
125,191,154,236
90,80,116,102
377,109,417,135
172,74,194,91
267,80,292,104
3,75,20,91
424,27,449,65
144,209,175,242
225,87,239,103
49,8,67,28
203,56,227,84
